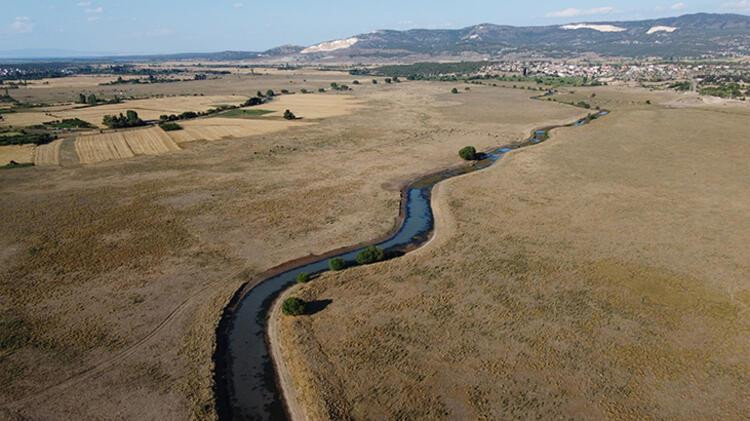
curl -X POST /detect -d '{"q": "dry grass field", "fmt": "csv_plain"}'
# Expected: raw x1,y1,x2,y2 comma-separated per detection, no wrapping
258,93,367,119
11,75,140,89
0,145,34,165
33,139,63,166
277,88,750,419
74,126,181,164
0,80,583,420
167,117,308,143
1,95,248,128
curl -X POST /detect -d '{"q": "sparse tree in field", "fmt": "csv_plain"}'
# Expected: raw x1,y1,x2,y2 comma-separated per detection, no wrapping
283,109,296,120
393,77,400,83
282,297,306,316
281,89,290,94
330,82,339,89
318,88,325,93
372,79,378,84
451,88,459,94
87,94,98,106
329,258,346,271
78,93,87,104
355,245,385,265
459,146,477,161
352,80,360,85
266,89,275,97
384,78,392,84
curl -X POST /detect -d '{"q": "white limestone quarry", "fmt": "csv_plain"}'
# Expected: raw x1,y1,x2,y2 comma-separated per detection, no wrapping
561,24,627,33
301,37,359,54
647,26,678,34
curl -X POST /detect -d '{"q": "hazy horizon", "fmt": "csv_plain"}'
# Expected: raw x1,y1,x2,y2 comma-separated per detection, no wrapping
2,1,750,57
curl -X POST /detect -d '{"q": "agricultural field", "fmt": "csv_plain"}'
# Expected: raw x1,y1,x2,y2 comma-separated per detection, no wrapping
75,126,181,164
166,117,307,143
276,86,750,420
0,95,248,128
0,78,583,420
0,144,34,165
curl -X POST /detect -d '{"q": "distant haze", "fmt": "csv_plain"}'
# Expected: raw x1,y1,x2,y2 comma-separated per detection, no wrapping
2,1,750,57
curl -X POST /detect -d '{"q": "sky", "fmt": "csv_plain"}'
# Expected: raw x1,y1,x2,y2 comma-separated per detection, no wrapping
1,0,750,55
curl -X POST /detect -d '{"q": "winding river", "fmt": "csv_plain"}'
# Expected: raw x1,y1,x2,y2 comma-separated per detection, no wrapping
214,110,609,420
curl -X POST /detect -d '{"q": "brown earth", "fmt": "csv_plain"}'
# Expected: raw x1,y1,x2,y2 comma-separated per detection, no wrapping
276,87,750,419
0,79,582,420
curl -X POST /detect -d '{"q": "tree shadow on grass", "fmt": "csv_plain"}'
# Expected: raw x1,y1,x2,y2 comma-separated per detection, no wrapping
305,299,332,316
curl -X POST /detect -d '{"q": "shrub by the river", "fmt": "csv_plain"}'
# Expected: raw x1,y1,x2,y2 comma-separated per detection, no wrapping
282,297,306,316
296,272,310,283
329,258,346,271
356,245,385,265
459,146,477,161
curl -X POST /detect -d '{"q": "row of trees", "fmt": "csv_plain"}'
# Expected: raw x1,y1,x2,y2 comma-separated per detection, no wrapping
102,110,145,129
283,245,387,317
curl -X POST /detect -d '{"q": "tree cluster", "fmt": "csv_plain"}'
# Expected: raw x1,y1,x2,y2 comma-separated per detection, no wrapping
102,110,146,129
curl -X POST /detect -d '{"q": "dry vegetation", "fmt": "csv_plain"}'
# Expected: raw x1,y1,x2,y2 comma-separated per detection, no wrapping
277,87,750,419
0,77,582,420
0,95,247,128
75,127,180,164
0,145,34,165
167,117,309,144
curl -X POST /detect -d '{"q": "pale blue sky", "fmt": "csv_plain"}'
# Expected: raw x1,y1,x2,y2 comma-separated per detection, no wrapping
1,1,749,55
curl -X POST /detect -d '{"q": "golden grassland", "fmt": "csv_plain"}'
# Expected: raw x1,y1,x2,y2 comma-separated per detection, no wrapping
33,139,63,166
0,81,583,420
75,126,181,164
167,117,309,143
257,93,367,120
0,145,34,165
1,95,248,128
277,88,750,420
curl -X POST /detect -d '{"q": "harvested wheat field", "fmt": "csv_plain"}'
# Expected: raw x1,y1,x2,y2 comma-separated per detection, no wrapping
277,90,750,420
0,145,34,165
256,93,367,119
33,139,63,166
75,126,180,164
0,81,586,420
13,75,140,89
1,95,248,128
166,117,306,143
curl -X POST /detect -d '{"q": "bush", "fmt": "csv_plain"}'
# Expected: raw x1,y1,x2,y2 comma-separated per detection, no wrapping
458,146,477,161
283,109,296,120
329,258,346,271
451,88,459,94
282,297,306,316
355,245,385,265
281,89,290,94
296,272,310,283
266,89,275,97
352,80,360,85
318,88,325,93
159,122,183,131
372,79,378,84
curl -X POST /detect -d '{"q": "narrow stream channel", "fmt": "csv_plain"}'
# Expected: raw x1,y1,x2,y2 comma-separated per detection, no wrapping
214,110,609,421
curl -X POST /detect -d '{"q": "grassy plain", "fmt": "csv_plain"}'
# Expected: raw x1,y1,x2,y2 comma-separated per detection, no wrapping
277,86,750,419
0,77,582,420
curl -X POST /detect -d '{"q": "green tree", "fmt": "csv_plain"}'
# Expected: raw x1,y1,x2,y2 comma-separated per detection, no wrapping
459,146,477,161
87,94,98,106
266,89,275,97
355,245,385,265
329,258,346,271
78,93,87,104
451,88,459,94
282,297,306,316
372,79,378,84
296,272,310,283
283,109,296,120
384,78,392,84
